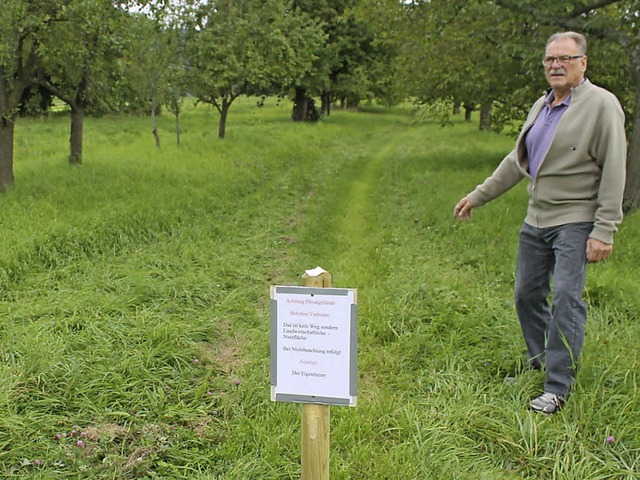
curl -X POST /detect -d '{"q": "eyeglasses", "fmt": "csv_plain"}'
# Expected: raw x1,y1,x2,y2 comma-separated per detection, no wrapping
542,55,584,66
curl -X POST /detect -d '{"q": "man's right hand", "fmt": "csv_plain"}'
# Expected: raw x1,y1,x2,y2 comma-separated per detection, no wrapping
454,197,473,220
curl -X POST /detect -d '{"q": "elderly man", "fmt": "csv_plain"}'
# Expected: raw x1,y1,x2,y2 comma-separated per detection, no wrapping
454,32,626,414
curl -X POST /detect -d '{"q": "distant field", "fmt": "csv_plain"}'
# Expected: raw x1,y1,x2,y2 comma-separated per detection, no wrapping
1,98,638,479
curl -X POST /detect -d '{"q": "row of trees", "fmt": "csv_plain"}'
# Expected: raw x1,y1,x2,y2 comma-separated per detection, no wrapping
1,0,639,212
1,0,384,189
359,0,639,211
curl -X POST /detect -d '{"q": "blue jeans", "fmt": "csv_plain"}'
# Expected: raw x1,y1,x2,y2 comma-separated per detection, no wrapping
514,222,592,396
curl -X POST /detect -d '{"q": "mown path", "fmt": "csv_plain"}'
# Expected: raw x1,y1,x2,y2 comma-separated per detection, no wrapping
290,119,423,285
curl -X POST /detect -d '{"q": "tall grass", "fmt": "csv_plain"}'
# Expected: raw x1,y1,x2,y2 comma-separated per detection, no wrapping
1,98,638,479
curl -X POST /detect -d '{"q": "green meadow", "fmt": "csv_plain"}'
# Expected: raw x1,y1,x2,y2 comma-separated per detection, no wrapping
1,99,639,479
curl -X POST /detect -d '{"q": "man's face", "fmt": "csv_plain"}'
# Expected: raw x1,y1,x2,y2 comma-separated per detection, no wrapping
544,38,587,92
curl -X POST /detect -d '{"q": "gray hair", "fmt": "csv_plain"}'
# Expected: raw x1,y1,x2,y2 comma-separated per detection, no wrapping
546,32,588,55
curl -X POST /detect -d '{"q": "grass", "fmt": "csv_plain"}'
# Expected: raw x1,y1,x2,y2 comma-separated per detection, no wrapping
1,97,639,479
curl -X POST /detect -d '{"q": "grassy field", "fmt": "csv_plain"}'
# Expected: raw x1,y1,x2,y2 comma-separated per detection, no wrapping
1,99,639,479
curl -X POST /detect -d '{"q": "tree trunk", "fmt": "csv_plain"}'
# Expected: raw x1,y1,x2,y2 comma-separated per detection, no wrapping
69,106,84,164
151,106,160,148
625,110,640,213
175,112,180,146
0,120,15,192
218,99,229,139
321,91,331,116
464,104,474,122
479,102,491,131
623,46,640,214
453,102,461,115
292,87,308,122
0,49,35,191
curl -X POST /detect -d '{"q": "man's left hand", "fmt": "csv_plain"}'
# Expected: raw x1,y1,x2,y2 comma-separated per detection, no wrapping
586,238,613,263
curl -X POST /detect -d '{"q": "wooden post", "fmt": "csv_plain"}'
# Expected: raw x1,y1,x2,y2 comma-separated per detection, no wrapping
301,269,331,480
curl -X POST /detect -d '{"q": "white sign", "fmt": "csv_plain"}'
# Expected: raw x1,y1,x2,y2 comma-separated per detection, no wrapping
270,286,357,406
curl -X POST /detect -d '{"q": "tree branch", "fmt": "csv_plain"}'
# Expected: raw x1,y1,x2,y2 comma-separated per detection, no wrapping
495,0,629,45
38,74,73,106
569,0,623,18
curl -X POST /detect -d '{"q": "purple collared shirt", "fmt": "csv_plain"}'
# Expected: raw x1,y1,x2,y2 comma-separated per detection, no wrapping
525,92,571,178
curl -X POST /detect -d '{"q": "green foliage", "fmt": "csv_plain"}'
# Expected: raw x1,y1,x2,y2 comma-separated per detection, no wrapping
1,100,639,478
291,0,385,106
37,0,131,114
411,98,455,126
405,1,541,121
492,0,635,114
18,85,54,117
182,0,324,136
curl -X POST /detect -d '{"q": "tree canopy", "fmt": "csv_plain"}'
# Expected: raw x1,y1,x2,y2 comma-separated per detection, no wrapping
184,0,324,137
1,0,638,211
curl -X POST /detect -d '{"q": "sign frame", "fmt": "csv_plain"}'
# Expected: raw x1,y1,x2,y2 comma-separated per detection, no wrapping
270,285,357,406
